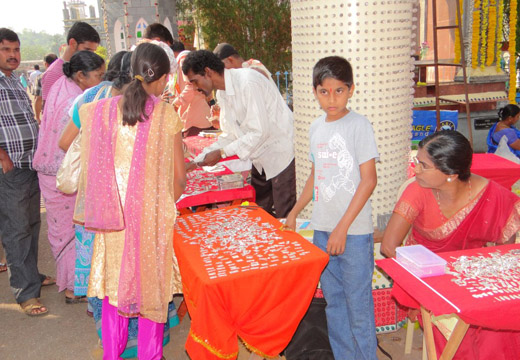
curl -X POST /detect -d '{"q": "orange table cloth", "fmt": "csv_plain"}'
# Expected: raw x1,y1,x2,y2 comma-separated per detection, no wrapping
174,206,329,359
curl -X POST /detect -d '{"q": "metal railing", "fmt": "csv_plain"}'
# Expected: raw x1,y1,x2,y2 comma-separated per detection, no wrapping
274,70,292,107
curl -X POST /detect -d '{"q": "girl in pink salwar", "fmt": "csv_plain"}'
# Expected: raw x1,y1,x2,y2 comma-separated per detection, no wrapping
74,43,186,359
33,51,105,302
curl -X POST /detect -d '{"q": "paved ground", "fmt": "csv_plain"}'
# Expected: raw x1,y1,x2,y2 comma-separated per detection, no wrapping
0,210,423,359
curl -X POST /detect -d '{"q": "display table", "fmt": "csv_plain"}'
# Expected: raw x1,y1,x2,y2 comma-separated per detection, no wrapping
408,153,520,189
174,205,329,359
376,244,520,359
176,166,255,212
470,153,520,189
184,135,218,157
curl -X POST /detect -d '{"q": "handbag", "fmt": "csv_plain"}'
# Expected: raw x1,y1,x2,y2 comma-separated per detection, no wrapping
56,129,82,194
56,86,110,194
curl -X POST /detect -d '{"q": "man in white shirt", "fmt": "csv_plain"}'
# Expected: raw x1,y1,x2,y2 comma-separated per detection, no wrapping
213,42,273,81
182,50,296,218
29,64,41,93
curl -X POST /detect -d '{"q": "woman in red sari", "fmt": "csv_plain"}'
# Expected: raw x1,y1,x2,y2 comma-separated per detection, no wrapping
381,130,520,360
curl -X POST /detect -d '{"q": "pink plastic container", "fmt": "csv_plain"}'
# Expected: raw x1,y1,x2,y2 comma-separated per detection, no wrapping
396,245,446,278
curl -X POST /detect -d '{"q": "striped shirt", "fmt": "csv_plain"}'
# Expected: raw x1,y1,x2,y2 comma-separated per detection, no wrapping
41,57,64,101
0,70,39,170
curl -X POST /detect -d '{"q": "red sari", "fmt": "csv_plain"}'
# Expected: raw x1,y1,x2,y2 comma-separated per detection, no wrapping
392,180,520,360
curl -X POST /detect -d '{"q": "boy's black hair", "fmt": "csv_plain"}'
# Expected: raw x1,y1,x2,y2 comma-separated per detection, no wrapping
171,40,185,53
34,64,40,70
44,53,58,65
0,28,20,44
182,50,225,76
144,23,174,45
67,21,100,45
312,56,353,89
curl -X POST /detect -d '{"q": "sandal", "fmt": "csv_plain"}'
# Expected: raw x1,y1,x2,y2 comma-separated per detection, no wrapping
65,295,88,304
0,262,6,273
20,298,48,316
41,275,56,286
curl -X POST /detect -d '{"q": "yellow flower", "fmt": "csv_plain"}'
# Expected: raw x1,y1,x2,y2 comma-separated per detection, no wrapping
472,9,481,69
497,0,504,71
481,0,489,69
454,1,463,63
509,0,518,102
487,4,497,66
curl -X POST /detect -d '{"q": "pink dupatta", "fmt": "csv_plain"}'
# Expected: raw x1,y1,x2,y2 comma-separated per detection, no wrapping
75,95,182,322
83,95,159,317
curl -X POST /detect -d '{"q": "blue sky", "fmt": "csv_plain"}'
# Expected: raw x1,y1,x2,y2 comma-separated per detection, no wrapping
1,0,99,36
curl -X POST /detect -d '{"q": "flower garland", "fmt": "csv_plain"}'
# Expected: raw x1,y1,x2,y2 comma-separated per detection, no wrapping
472,1,481,68
496,0,504,71
486,0,497,66
480,0,489,68
509,0,518,102
454,0,463,64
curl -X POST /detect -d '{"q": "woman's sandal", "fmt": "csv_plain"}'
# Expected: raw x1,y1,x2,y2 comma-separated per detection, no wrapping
0,262,6,273
20,298,48,316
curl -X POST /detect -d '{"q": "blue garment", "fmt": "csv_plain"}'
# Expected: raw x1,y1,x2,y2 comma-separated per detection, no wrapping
71,81,112,129
74,225,95,295
313,231,377,360
486,122,520,158
89,297,180,359
73,82,114,296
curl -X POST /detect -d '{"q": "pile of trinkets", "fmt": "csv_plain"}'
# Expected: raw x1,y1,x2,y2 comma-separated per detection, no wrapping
175,207,311,279
447,249,520,301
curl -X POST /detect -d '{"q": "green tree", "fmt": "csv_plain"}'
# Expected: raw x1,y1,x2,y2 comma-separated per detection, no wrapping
17,29,65,61
177,0,291,72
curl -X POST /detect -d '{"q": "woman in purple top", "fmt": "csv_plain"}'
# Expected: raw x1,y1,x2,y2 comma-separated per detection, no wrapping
487,104,520,157
32,50,105,303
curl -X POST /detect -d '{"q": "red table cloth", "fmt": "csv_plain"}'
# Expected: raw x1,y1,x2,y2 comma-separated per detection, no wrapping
183,135,239,162
470,153,520,189
376,244,520,331
176,166,255,209
174,206,329,359
408,153,520,189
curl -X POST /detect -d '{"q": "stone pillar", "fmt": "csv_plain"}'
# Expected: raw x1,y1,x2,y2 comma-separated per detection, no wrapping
291,0,416,224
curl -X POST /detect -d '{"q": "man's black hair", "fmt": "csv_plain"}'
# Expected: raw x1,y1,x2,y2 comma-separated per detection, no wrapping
171,40,185,53
0,28,20,44
34,64,40,70
67,22,100,44
182,50,225,76
44,53,58,65
144,23,174,45
312,56,353,89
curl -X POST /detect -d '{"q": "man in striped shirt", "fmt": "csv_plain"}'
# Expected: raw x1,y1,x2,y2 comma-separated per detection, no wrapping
41,21,99,104
0,28,49,316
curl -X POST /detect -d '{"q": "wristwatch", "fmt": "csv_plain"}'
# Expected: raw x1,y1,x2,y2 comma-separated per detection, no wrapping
220,148,227,159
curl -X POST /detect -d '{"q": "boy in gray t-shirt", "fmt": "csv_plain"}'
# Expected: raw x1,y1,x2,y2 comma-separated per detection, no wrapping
286,56,378,360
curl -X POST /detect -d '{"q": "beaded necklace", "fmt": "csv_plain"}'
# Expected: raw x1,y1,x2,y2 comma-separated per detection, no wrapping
435,178,472,218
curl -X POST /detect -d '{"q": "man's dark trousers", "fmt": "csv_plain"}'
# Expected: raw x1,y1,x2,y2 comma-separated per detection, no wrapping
0,168,42,303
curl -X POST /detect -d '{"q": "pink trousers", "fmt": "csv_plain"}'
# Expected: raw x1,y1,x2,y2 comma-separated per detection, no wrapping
102,297,164,360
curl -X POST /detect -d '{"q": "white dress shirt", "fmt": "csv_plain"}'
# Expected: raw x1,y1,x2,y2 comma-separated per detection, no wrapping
195,68,294,180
